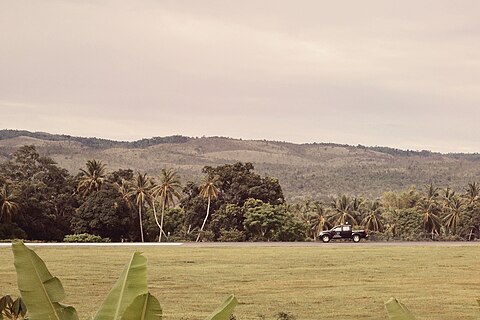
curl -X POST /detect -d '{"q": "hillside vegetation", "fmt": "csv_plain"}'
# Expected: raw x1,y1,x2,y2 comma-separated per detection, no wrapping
1,129,480,200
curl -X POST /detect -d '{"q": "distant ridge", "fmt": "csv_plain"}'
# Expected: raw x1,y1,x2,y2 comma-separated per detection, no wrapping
1,129,480,200
0,129,454,156
0,129,189,149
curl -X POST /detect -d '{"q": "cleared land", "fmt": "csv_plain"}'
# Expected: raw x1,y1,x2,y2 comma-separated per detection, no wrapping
0,244,479,319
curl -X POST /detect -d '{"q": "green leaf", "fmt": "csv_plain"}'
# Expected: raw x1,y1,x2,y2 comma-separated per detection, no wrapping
205,295,238,320
12,241,79,320
385,297,417,320
94,252,148,320
121,293,162,320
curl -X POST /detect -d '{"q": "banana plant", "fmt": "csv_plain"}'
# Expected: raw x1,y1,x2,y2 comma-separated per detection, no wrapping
0,295,27,320
385,298,417,320
385,297,480,319
12,242,79,320
11,242,237,320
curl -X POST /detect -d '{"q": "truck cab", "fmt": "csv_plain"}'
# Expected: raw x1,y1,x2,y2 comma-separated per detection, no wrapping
319,224,368,243
331,224,352,239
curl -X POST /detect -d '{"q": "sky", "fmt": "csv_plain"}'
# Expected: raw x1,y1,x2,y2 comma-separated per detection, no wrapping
1,1,480,153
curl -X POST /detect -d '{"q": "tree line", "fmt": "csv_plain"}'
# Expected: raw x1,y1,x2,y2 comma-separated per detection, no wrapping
0,145,479,242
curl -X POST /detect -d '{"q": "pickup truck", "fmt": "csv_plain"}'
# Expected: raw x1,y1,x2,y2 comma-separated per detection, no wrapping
319,224,368,243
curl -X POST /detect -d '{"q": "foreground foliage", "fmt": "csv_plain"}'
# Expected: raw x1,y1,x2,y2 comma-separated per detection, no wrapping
0,295,27,320
385,297,480,319
1,245,479,319
10,242,237,320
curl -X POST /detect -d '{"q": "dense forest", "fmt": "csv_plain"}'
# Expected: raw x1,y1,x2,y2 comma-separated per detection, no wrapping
0,145,479,242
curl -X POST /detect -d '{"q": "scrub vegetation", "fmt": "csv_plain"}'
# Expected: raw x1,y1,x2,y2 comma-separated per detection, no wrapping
1,145,480,242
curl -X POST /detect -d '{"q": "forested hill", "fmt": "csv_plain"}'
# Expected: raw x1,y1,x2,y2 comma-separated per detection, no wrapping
1,129,480,200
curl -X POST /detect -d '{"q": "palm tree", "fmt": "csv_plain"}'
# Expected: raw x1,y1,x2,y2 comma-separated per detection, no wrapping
464,182,480,205
463,182,480,240
350,197,364,224
443,195,465,235
151,169,182,242
416,184,442,239
425,183,440,201
361,200,384,232
128,173,150,242
328,195,357,226
77,159,107,196
291,200,318,240
416,198,441,239
0,184,19,223
117,179,133,208
148,177,167,242
196,175,220,242
311,202,330,238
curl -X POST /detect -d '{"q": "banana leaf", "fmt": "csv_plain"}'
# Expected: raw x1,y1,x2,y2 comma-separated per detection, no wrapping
12,241,78,320
385,297,417,320
205,295,238,320
94,252,148,320
12,297,27,318
0,295,13,312
121,293,162,320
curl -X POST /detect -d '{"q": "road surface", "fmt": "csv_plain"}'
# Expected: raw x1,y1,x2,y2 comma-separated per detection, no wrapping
0,241,479,248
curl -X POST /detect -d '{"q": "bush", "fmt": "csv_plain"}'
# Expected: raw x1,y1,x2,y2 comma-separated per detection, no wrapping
0,223,27,240
218,229,246,242
63,233,111,243
201,230,216,242
275,312,296,320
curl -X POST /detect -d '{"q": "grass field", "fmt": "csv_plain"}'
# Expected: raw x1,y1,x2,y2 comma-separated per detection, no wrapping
0,244,479,320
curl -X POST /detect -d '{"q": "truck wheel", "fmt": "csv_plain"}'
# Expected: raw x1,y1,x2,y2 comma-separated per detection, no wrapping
321,235,330,243
352,234,361,243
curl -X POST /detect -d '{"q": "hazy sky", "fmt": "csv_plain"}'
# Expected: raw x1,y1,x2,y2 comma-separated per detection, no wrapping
1,1,480,152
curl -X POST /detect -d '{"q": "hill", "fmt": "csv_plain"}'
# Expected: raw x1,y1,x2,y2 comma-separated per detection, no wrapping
1,129,480,201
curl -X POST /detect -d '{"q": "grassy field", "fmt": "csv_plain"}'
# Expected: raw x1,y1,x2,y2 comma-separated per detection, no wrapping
0,244,479,320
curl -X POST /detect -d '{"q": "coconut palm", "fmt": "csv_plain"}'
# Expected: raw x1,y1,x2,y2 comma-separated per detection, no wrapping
464,182,480,205
350,197,364,224
443,195,465,235
0,184,19,223
291,200,318,240
311,202,330,237
148,177,169,242
77,159,107,196
463,182,480,240
151,169,182,242
128,173,150,242
328,195,357,226
416,198,441,239
361,200,384,232
196,175,220,242
425,183,440,201
117,179,133,208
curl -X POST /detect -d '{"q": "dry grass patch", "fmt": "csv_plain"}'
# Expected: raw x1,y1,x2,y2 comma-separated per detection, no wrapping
0,244,479,319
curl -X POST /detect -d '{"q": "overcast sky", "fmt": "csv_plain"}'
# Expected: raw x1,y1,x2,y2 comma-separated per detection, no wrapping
1,1,480,152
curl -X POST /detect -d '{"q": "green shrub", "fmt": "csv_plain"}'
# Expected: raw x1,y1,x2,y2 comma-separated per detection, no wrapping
218,229,246,242
63,233,111,243
275,311,296,320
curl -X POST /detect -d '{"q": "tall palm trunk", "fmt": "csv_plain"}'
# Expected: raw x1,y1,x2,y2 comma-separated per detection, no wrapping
159,200,166,242
138,205,144,242
196,195,211,242
151,201,163,242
